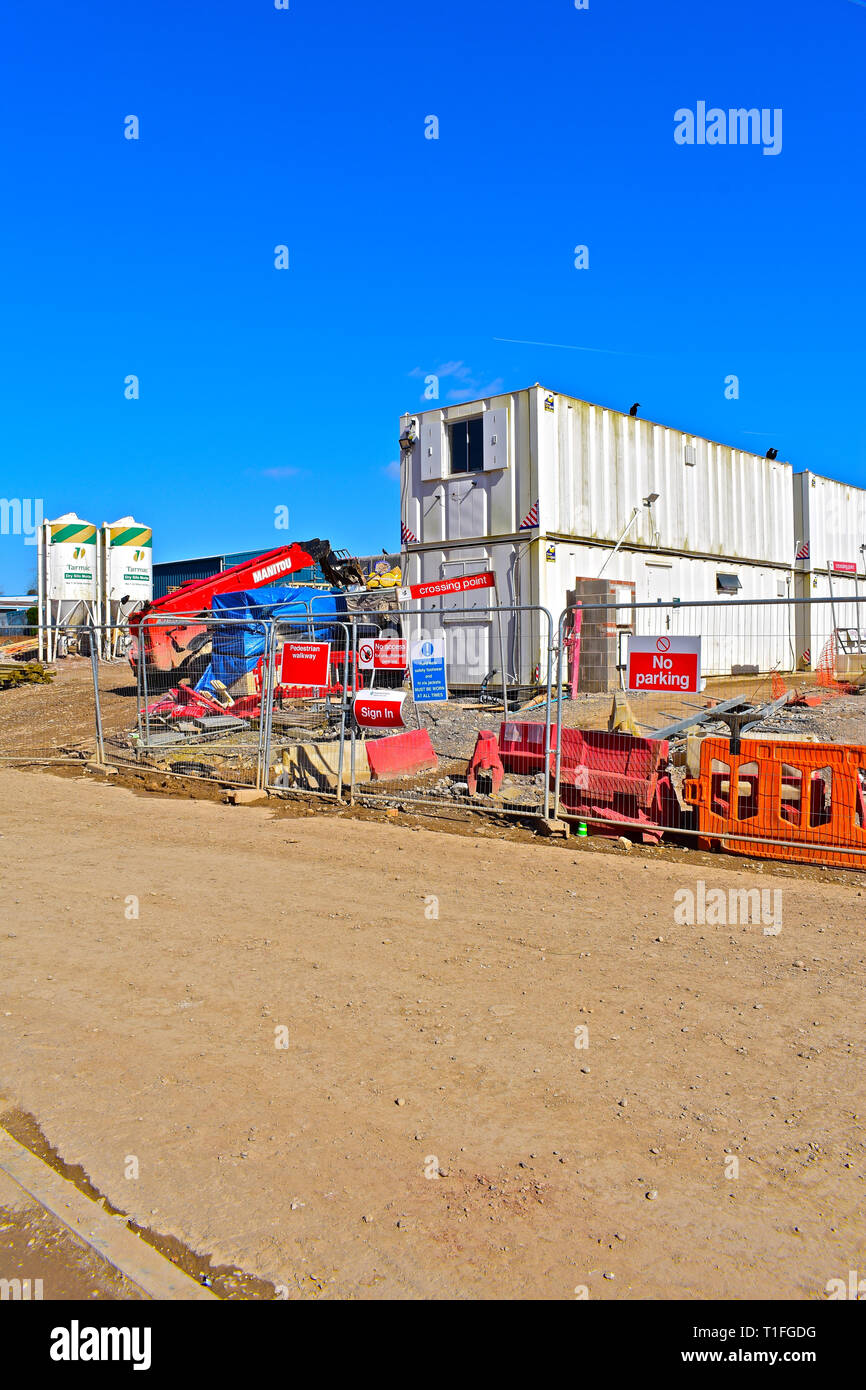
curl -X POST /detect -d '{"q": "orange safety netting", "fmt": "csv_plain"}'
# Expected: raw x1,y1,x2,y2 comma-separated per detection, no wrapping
816,636,845,694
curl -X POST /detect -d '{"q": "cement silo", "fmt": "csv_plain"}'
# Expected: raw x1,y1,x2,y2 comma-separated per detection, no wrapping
99,515,153,658
36,513,98,660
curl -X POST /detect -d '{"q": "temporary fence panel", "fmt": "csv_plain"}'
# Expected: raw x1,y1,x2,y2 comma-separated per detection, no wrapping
264,617,354,799
0,622,101,765
347,603,555,818
552,595,866,863
557,594,866,697
107,613,273,788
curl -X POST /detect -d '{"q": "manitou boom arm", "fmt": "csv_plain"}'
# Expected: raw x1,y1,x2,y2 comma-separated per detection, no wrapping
129,538,364,674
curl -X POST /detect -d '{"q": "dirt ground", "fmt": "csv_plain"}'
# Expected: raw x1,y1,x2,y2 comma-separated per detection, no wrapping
0,766,863,1299
0,1164,144,1301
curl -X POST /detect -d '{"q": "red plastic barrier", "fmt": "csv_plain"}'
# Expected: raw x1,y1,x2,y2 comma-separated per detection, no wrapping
552,728,672,840
498,719,556,773
366,729,437,780
467,730,505,795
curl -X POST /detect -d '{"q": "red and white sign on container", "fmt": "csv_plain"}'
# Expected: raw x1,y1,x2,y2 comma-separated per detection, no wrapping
280,640,331,687
353,690,407,729
357,637,408,671
626,635,701,693
831,560,857,575
397,572,495,603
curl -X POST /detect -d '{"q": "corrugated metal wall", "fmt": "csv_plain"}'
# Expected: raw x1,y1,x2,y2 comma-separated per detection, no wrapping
543,392,794,564
795,472,866,573
152,556,222,600
403,386,796,567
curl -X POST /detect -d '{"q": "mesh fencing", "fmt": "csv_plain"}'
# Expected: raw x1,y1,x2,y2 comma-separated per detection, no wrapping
0,622,100,764
551,595,866,868
342,604,554,817
4,595,866,870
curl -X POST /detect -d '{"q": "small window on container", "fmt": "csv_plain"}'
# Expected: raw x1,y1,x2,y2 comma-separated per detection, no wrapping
856,770,866,830
716,573,742,594
448,418,484,475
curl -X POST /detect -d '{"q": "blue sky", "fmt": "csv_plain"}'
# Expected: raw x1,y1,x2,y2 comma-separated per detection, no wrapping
1,0,865,591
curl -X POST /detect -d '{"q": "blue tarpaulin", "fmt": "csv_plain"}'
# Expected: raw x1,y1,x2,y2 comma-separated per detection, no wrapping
195,587,347,691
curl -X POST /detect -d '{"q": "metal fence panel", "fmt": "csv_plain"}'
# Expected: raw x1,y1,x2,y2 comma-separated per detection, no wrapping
103,613,271,788
0,623,100,765
345,603,555,818
552,595,866,867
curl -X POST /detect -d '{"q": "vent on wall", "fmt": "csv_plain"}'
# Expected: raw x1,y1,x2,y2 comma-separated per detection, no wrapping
684,444,696,466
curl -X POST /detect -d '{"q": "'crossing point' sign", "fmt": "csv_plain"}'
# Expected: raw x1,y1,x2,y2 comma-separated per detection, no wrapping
626,635,701,693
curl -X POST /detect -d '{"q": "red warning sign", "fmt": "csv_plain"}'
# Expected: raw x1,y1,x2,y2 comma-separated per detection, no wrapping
626,636,701,693
357,637,408,671
280,641,331,687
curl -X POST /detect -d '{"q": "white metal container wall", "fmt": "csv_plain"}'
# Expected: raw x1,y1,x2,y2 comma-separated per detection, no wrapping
403,386,795,567
794,471,866,573
540,390,794,564
400,392,534,547
539,542,795,678
797,571,861,671
403,540,530,685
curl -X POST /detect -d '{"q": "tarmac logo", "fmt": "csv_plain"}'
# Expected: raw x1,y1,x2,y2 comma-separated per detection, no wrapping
673,880,782,933
49,1321,152,1371
0,1277,44,1299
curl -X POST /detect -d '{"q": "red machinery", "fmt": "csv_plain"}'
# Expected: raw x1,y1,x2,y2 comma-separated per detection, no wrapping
129,538,364,675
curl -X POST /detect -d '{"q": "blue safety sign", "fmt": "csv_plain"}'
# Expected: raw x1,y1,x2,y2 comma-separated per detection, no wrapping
410,637,448,703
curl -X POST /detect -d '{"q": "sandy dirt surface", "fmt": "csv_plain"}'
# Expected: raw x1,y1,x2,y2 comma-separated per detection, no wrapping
0,766,864,1300
0,1163,144,1301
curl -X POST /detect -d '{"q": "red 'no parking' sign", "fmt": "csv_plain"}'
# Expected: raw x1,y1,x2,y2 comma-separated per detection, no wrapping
626,635,701,693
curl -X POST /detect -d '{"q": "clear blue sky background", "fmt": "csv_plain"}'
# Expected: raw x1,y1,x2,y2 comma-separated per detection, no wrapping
1,0,864,591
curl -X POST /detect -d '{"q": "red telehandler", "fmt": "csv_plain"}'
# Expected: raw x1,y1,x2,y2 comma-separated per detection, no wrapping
128,538,365,676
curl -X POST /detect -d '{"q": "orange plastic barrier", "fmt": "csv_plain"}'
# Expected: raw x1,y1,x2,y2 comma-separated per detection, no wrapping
683,736,866,869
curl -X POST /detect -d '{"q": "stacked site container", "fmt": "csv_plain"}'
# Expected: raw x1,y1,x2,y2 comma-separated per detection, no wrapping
794,472,866,670
400,385,797,685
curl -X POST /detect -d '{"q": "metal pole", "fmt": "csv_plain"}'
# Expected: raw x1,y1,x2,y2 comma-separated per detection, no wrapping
142,623,151,749
336,620,349,803
542,608,553,819
349,617,358,804
598,507,639,578
258,622,274,790
553,609,566,822
135,623,144,749
89,624,105,764
37,525,45,663
493,577,509,720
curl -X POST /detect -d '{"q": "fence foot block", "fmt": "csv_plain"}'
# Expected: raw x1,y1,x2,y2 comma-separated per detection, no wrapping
539,816,570,838
225,788,270,805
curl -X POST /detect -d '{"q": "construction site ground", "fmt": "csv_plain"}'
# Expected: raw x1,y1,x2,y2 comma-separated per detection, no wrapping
0,764,863,1300
3,656,866,765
